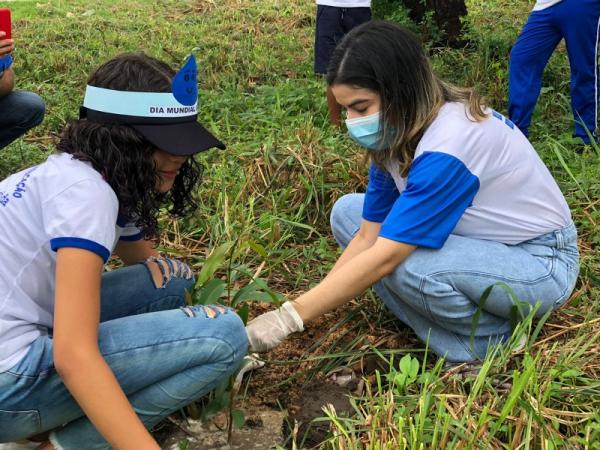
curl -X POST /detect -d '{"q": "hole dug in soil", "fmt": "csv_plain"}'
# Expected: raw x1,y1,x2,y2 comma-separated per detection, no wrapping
281,379,357,449
155,408,285,450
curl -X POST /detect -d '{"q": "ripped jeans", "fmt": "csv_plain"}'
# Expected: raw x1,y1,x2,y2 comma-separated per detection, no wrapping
0,259,248,448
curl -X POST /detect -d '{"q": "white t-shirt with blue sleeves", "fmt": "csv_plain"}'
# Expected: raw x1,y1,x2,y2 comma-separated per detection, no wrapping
362,102,571,248
0,152,143,372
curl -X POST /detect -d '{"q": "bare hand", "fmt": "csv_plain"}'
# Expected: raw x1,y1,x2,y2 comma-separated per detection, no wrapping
0,31,14,57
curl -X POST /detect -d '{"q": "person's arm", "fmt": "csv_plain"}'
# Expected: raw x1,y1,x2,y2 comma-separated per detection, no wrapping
327,219,381,276
247,152,481,352
53,248,160,450
114,239,159,266
245,234,415,352
0,31,15,97
292,236,416,322
281,219,384,323
0,66,14,96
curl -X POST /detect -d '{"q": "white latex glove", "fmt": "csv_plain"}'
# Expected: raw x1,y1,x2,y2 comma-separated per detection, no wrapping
246,301,304,352
233,353,265,391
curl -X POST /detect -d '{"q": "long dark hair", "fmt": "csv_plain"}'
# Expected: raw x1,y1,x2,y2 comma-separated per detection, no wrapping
57,53,202,238
327,21,487,176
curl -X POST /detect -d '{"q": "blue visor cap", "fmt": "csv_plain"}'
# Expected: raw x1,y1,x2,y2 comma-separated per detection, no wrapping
80,55,225,156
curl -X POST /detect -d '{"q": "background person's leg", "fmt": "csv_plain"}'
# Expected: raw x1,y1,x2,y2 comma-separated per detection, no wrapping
340,6,371,34
328,7,371,128
508,9,561,138
314,6,345,126
0,91,45,150
556,0,600,144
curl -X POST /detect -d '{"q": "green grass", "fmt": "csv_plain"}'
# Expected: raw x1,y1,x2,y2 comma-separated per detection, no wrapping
2,0,599,448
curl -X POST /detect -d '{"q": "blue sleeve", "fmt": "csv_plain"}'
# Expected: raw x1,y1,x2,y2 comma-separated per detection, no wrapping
50,237,110,263
379,152,480,249
0,55,13,73
116,214,145,242
362,163,400,223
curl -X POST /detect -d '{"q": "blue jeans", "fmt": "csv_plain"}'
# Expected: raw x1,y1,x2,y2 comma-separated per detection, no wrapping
330,194,580,362
0,262,248,448
0,91,45,150
508,0,600,143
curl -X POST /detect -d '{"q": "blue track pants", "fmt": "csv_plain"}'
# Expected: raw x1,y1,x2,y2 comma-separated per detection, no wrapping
508,0,600,143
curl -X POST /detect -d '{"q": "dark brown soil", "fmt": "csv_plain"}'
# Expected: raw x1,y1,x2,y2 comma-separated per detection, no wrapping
239,300,419,447
281,381,356,449
155,409,285,450
153,298,418,449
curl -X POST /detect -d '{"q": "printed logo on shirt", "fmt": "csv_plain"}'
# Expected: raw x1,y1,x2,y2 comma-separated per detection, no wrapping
492,110,515,129
10,167,38,201
0,191,8,207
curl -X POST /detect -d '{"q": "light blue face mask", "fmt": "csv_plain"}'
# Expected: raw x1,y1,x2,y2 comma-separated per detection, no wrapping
345,111,393,151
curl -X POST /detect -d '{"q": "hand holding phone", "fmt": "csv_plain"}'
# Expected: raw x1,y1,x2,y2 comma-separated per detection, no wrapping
0,8,14,60
0,8,11,40
0,8,14,74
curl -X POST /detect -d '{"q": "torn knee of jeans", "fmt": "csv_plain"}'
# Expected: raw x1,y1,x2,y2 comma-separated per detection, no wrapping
180,305,230,318
143,256,194,289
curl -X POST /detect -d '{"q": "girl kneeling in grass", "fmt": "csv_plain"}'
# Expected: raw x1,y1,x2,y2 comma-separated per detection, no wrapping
246,21,579,364
0,53,247,449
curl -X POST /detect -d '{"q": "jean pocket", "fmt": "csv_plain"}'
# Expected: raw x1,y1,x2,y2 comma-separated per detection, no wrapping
0,409,41,442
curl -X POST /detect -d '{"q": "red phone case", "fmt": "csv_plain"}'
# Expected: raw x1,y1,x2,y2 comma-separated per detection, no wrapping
0,8,11,40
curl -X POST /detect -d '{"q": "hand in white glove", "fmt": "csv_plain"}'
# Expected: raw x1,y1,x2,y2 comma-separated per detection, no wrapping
246,301,304,352
233,353,265,391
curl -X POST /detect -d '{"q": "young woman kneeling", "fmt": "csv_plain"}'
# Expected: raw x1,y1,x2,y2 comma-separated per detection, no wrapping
246,21,579,364
0,53,247,449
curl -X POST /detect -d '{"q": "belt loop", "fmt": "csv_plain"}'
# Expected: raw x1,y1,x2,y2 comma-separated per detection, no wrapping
555,228,564,249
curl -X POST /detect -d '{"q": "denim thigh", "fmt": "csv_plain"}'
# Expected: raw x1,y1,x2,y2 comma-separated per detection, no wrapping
0,91,45,149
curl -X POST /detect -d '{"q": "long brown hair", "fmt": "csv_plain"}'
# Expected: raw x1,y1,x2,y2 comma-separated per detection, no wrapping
327,21,487,176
